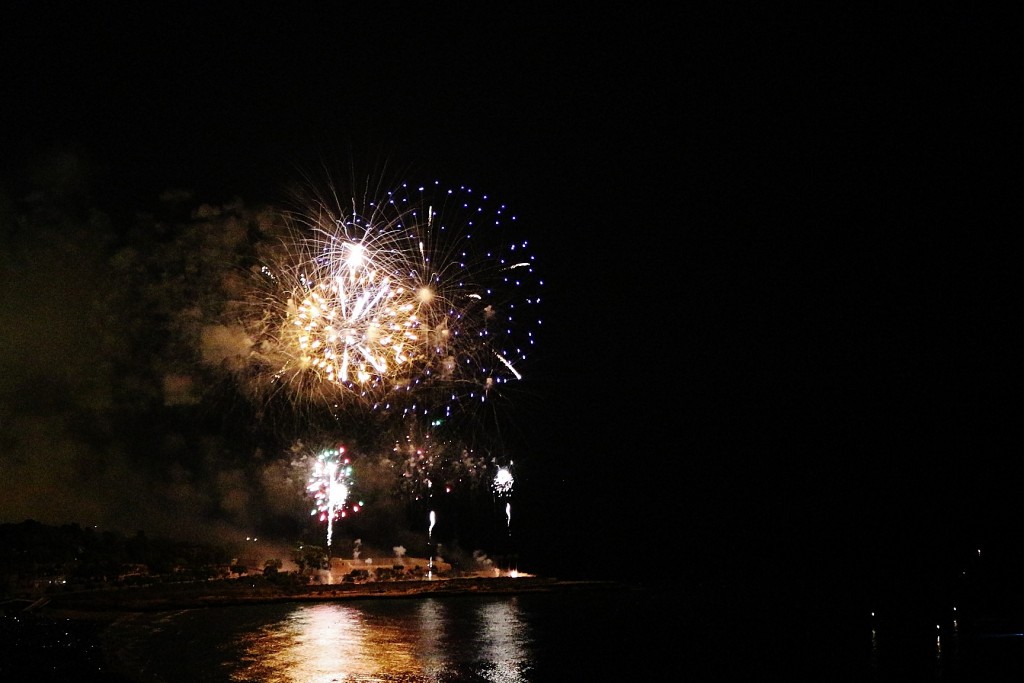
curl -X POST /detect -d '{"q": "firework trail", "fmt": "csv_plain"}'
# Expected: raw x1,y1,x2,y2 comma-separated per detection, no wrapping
307,446,360,546
493,464,515,538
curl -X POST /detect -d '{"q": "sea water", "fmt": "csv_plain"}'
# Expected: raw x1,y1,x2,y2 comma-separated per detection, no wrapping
95,585,1024,682
100,587,677,682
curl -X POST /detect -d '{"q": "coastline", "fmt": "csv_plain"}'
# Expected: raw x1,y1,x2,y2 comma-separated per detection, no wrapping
3,578,637,681
28,575,630,620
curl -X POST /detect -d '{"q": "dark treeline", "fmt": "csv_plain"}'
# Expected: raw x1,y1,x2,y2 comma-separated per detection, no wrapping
0,519,232,593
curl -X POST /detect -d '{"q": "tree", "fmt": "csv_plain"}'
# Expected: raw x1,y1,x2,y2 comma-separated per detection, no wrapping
292,543,328,574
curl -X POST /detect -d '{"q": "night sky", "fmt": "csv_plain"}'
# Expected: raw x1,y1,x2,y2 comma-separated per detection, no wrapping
0,7,1012,590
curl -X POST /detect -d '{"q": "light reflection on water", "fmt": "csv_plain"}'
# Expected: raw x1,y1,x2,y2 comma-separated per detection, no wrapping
174,597,530,683
470,599,531,683
98,586,1024,681
103,589,664,682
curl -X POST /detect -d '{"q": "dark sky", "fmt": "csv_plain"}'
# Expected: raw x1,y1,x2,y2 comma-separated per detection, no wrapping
0,7,1013,586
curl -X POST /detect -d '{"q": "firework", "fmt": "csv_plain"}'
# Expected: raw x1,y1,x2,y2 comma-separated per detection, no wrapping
378,180,544,427
492,465,514,497
307,446,361,546
392,422,490,501
240,222,431,412
224,173,542,558
233,177,543,429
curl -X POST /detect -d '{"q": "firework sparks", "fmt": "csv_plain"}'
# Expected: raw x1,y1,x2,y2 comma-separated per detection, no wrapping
231,177,543,430
307,446,360,546
385,181,543,425
493,465,514,497
393,424,489,500
243,222,432,410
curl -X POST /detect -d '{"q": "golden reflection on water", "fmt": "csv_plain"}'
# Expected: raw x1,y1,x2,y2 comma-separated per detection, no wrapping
474,600,531,683
228,598,529,683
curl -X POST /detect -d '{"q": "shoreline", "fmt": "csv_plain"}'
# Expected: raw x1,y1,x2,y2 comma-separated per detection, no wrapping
24,576,630,621
3,579,641,681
